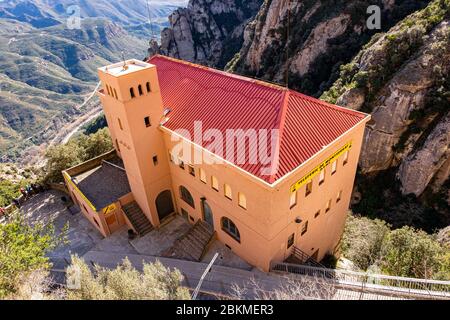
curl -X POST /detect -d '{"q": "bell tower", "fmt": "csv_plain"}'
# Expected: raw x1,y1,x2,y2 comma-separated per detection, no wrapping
97,59,173,227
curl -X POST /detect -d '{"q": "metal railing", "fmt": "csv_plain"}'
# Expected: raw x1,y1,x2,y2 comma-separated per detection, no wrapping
291,246,325,268
271,261,450,300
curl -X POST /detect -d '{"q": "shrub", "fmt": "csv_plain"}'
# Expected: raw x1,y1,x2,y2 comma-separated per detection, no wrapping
66,256,191,300
341,214,390,270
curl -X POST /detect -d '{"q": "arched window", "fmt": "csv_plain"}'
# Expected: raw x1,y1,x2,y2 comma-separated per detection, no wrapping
221,217,240,243
138,84,143,96
179,186,195,208
130,87,135,98
146,82,151,93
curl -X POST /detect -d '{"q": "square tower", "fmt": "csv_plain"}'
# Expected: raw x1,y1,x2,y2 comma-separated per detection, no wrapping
97,59,174,227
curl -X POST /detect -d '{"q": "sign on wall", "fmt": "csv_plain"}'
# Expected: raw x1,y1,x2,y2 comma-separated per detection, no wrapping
290,142,353,193
103,203,117,215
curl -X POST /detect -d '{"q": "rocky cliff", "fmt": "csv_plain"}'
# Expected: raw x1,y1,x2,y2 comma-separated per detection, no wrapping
148,0,263,68
322,1,449,199
226,0,431,97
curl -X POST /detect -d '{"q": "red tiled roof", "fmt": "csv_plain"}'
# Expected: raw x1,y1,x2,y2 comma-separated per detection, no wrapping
148,55,368,184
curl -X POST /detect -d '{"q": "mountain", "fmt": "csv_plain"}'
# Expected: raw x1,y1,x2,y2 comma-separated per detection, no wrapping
148,0,263,68
148,0,450,231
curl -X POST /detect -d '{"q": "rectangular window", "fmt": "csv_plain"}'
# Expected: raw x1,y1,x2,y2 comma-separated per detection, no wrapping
315,210,320,219
287,234,295,249
224,184,232,200
305,180,313,197
290,191,297,209
337,190,343,203
301,221,309,236
343,151,349,165
211,176,219,192
144,117,151,127
153,156,158,166
179,158,185,170
319,169,325,185
332,160,337,175
238,193,247,210
199,168,207,183
118,118,123,130
188,165,195,177
326,199,332,213
169,151,174,163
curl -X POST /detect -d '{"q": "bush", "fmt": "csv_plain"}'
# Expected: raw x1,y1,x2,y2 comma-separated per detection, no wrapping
0,212,67,298
44,128,113,183
0,179,29,207
380,226,446,279
341,214,390,270
66,256,191,300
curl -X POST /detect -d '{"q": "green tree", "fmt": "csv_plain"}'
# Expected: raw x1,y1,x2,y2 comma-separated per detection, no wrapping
341,214,391,271
66,256,191,300
0,212,67,298
380,226,445,279
44,128,113,183
0,179,29,207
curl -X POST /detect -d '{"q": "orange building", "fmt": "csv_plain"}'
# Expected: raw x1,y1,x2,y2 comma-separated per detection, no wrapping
64,55,370,272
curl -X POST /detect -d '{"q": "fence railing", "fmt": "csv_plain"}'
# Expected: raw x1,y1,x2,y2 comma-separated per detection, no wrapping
271,261,450,299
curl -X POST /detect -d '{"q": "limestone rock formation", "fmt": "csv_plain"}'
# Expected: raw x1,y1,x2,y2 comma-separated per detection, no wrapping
148,0,263,68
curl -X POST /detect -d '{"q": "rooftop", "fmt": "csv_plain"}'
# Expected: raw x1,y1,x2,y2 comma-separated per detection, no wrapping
99,59,153,77
148,55,370,184
72,156,131,210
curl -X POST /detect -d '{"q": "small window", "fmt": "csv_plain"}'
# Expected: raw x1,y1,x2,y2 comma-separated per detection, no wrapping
106,85,111,96
238,193,247,210
115,139,120,152
326,199,332,213
146,82,151,93
144,117,151,127
211,176,219,192
153,156,158,166
337,190,343,203
331,161,337,175
290,191,297,209
301,221,309,236
118,118,123,130
113,89,118,99
305,180,313,197
138,84,143,96
130,87,135,98
343,151,349,165
315,210,321,218
287,233,295,249
168,151,174,163
199,168,207,183
179,158,185,170
224,184,232,200
188,165,195,177
319,169,325,185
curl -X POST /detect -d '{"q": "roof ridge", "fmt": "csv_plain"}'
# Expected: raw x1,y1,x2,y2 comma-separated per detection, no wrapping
288,90,368,119
267,90,290,184
149,54,289,92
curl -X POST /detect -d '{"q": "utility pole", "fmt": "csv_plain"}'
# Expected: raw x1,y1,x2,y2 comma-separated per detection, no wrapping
191,253,219,300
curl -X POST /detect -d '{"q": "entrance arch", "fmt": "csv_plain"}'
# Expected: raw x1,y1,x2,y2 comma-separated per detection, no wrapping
155,190,174,222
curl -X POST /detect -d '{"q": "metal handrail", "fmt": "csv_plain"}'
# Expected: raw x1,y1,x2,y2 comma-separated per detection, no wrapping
270,261,450,299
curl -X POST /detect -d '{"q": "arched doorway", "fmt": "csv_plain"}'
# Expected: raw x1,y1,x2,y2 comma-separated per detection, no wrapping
201,198,214,230
156,190,174,222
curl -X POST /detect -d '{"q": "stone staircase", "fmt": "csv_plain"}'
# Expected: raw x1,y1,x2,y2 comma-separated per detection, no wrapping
122,201,153,236
162,221,215,262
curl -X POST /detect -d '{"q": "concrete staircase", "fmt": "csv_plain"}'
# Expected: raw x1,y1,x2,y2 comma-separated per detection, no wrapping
285,246,326,269
122,201,153,236
162,221,215,262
